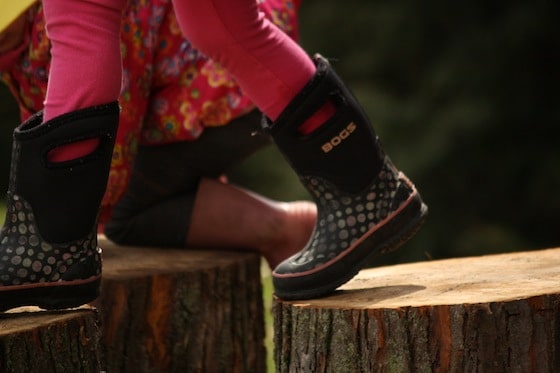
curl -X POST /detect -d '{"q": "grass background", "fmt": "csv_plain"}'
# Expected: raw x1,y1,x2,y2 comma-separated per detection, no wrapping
260,264,275,372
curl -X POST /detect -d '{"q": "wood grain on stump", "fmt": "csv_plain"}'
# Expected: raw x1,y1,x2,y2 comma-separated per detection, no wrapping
0,306,101,372
274,247,560,372
94,236,266,373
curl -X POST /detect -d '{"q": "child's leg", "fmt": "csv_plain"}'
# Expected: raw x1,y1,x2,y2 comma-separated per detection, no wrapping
171,0,334,133
104,111,317,269
172,0,428,300
43,0,125,121
0,0,127,311
42,0,126,162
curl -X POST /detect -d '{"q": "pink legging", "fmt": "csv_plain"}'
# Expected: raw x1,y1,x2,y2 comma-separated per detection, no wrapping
43,0,125,122
43,0,332,130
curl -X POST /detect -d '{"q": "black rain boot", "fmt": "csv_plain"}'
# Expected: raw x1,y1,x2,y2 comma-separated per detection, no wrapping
267,56,428,300
0,103,119,311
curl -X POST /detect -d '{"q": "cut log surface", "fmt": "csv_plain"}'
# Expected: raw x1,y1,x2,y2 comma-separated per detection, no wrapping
274,247,560,373
95,236,266,373
0,306,101,373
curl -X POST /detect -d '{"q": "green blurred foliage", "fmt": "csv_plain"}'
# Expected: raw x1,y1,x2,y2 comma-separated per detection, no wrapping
293,0,560,263
1,1,559,265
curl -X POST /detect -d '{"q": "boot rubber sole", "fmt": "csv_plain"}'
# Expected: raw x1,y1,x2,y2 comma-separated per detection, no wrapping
0,276,100,312
273,178,428,300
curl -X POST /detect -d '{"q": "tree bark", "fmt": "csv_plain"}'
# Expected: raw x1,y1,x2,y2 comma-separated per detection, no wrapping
94,237,266,373
0,306,101,373
274,247,560,373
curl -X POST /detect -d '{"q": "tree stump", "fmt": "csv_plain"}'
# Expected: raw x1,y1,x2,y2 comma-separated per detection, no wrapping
274,247,560,372
0,306,101,372
94,237,266,373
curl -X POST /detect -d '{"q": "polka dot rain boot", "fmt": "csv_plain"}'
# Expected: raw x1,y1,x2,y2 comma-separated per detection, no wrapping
0,103,119,311
268,55,428,300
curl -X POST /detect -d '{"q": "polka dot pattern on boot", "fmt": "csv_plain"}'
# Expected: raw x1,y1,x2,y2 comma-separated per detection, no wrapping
0,193,101,287
287,161,407,272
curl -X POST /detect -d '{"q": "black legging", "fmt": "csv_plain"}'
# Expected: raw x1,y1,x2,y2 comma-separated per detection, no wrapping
104,110,271,247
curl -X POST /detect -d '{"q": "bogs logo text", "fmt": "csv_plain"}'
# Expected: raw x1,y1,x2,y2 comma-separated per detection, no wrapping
321,122,357,153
